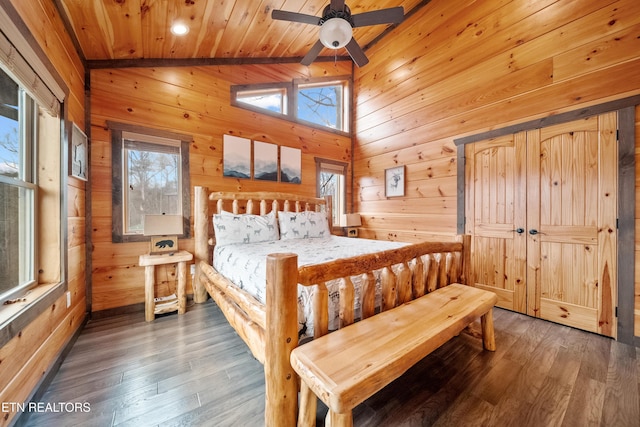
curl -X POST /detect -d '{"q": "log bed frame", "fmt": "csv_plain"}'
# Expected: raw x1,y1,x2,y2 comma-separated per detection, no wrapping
192,186,472,426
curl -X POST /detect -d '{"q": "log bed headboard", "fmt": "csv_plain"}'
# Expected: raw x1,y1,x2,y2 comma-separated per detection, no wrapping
192,187,332,302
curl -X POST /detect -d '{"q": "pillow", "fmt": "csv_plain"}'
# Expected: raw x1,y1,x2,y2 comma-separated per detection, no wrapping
278,210,330,240
213,210,279,246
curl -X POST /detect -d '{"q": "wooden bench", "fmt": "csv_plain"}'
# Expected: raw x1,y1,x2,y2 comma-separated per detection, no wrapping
290,283,498,427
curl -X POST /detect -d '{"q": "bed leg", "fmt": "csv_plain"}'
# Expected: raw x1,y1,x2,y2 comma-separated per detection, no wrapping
265,253,299,427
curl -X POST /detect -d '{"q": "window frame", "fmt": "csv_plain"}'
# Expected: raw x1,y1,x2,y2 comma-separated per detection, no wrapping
315,157,348,232
231,76,352,136
109,122,192,243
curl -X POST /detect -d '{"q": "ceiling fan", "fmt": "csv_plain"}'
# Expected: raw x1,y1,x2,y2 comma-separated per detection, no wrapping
271,0,404,67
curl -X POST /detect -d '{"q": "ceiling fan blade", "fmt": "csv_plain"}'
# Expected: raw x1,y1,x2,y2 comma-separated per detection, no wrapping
301,40,325,66
345,38,369,67
352,7,404,27
330,0,346,12
271,9,321,26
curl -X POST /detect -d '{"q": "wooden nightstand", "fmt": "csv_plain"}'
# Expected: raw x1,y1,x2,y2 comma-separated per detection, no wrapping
138,250,193,322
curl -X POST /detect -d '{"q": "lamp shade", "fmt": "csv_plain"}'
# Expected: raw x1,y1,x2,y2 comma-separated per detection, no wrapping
319,18,352,49
143,214,183,236
341,213,362,227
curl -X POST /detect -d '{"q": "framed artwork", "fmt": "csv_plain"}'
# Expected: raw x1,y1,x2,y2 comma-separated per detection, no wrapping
253,141,278,181
280,146,301,184
223,134,251,179
385,165,405,197
69,123,88,180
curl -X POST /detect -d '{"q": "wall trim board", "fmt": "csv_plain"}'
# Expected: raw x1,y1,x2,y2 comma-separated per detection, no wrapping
453,95,640,147
616,105,636,345
455,98,637,346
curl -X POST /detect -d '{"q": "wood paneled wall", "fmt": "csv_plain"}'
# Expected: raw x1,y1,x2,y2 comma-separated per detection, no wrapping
0,1,86,426
352,0,640,336
90,62,352,312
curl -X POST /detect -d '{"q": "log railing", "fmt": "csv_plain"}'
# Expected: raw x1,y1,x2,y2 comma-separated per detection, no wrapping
297,236,471,339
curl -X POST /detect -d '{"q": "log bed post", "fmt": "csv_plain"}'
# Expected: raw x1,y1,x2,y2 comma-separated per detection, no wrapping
265,253,299,426
194,186,209,303
459,234,472,285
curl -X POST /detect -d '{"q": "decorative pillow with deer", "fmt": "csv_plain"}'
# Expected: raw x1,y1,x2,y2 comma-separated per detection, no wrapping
278,210,330,240
213,210,279,246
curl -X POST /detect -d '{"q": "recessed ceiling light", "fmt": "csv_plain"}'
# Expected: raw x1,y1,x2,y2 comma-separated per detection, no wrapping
171,22,189,36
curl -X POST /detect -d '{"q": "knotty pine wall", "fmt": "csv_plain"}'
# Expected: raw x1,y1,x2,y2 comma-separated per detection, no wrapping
352,0,640,336
1,1,86,425
89,62,352,312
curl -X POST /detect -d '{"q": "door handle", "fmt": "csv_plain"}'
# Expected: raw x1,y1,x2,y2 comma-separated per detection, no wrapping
529,229,538,235
513,228,525,234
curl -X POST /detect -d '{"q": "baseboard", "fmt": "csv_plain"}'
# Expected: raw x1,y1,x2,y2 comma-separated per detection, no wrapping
90,302,145,320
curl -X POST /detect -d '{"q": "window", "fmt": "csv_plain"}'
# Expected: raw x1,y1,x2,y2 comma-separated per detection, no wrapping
297,82,344,130
315,158,347,228
0,67,36,301
231,77,351,134
110,123,191,242
0,4,65,347
236,87,287,114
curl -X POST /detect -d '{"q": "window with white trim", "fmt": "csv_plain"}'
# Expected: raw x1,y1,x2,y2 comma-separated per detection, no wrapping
0,53,62,303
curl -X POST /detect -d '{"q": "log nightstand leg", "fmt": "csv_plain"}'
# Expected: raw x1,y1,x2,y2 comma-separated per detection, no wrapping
177,261,187,314
144,265,155,322
480,308,496,351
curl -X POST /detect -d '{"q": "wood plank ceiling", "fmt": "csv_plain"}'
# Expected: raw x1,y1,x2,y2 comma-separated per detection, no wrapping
57,0,427,67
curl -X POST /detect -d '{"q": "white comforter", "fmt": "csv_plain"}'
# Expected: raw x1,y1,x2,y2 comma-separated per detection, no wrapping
213,235,407,339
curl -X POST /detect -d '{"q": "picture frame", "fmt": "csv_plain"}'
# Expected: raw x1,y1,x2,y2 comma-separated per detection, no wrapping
253,141,278,181
280,146,301,184
69,122,88,180
385,165,405,197
223,134,251,179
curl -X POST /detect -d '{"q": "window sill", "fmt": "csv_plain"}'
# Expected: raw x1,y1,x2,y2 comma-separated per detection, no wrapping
0,282,66,348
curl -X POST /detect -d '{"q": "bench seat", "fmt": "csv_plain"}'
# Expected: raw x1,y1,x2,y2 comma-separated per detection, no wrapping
290,283,498,427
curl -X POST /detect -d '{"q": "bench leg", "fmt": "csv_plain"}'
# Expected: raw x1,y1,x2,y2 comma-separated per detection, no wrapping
298,382,317,427
327,410,353,427
480,308,496,351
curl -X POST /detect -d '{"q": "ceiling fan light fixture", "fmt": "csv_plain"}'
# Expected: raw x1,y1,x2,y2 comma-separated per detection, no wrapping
319,18,352,49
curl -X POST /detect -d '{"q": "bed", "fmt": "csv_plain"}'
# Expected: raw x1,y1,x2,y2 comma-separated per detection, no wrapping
192,186,472,426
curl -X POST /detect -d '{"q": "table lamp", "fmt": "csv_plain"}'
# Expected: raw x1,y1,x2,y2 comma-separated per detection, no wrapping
341,213,362,237
143,214,183,255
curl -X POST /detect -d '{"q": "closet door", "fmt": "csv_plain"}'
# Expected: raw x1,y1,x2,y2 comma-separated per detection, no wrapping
465,112,617,337
465,133,527,312
527,113,617,337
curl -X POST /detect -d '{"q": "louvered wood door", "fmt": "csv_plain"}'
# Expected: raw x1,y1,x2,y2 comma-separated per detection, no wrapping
465,112,617,337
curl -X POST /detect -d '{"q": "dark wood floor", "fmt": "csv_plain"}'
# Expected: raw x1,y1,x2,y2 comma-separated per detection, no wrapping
26,300,639,426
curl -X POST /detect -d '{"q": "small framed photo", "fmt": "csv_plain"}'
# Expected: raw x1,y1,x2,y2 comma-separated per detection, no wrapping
69,123,88,180
385,165,405,197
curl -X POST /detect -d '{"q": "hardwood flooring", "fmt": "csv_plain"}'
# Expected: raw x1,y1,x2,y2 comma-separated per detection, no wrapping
26,300,639,426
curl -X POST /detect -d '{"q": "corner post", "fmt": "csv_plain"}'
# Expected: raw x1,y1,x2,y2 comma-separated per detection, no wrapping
265,253,299,426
